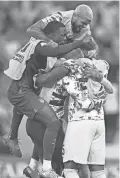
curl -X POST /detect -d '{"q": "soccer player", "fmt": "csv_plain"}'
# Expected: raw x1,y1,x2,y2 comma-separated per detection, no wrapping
3,21,91,158
27,4,98,58
22,49,84,178
23,53,113,178
3,21,90,178
62,58,113,178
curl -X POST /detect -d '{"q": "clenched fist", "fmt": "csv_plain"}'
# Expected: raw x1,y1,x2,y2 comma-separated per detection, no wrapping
84,63,103,82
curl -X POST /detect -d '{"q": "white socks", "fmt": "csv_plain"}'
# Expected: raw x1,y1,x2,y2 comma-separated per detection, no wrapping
29,158,43,171
38,161,43,172
29,159,52,171
43,160,52,170
91,170,106,178
29,158,38,170
64,169,79,178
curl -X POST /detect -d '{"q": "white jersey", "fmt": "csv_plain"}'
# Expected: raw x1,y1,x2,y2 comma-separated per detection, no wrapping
4,38,41,80
62,58,109,165
62,59,107,122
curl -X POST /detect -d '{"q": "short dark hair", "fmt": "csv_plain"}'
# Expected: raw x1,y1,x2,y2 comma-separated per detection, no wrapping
44,21,65,35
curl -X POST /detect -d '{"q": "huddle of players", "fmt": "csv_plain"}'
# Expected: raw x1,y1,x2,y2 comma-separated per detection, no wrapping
3,4,113,178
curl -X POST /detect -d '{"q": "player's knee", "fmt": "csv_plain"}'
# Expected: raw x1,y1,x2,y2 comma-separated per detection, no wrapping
89,165,104,172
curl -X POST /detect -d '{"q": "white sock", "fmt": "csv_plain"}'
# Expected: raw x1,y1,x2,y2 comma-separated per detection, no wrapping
38,161,43,172
91,170,106,178
64,169,79,178
43,160,52,170
29,158,38,170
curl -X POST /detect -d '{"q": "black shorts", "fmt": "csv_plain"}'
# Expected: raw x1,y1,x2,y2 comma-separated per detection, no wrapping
7,82,45,119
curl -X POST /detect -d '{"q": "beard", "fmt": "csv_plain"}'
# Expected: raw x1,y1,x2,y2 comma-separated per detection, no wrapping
72,22,82,33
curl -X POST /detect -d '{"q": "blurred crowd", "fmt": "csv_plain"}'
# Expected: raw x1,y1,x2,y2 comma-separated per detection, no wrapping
0,1,119,178
0,0,119,152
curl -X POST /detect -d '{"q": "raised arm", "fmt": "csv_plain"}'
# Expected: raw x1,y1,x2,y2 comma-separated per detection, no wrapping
27,13,63,41
35,66,69,88
36,34,92,57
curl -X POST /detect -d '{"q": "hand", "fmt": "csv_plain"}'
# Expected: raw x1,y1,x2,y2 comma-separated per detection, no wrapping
54,58,66,68
87,50,97,58
82,34,92,44
47,40,58,47
73,34,92,49
84,64,103,82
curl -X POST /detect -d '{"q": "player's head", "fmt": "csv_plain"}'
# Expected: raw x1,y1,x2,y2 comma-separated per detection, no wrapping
44,21,66,44
72,4,93,33
63,48,84,60
92,59,109,77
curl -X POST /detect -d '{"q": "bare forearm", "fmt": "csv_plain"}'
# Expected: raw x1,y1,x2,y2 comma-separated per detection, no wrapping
80,37,98,51
27,20,50,41
100,77,113,94
38,40,83,57
36,66,69,88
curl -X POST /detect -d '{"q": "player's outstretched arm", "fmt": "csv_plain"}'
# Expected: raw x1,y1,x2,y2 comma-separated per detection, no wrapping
100,77,113,94
27,13,63,41
36,36,91,57
27,20,50,42
35,66,69,88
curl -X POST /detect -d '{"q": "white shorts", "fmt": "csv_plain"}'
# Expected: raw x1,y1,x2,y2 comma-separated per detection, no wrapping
62,120,105,165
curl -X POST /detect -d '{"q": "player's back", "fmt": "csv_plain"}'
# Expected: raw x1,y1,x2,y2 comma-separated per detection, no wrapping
8,39,48,92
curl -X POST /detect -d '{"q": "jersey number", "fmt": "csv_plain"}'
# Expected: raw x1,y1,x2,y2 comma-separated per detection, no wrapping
21,42,30,52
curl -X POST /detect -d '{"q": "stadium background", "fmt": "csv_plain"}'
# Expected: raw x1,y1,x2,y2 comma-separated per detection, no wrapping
0,1,119,178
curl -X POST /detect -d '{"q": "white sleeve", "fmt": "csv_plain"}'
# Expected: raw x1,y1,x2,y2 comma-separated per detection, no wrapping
41,12,63,27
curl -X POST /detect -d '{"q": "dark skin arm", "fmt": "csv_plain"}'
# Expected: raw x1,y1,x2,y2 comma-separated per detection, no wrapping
80,36,98,51
27,20,98,52
27,20,50,41
36,34,92,57
27,12,63,41
35,66,69,88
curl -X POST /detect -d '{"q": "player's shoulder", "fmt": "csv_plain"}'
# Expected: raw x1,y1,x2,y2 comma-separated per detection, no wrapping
60,10,74,24
35,40,48,54
42,12,63,24
36,40,48,47
60,10,74,18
